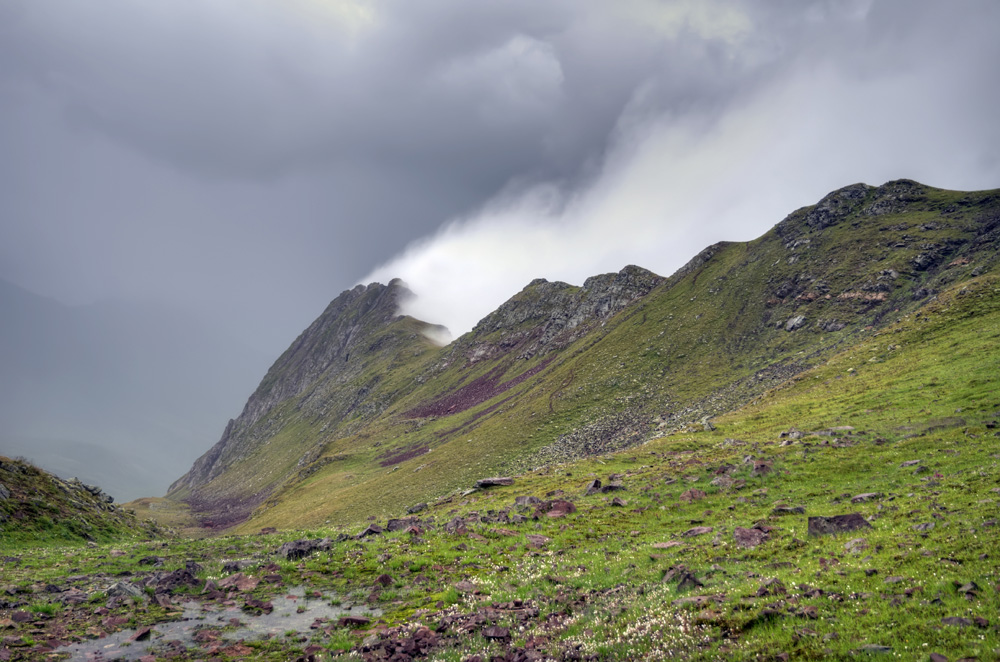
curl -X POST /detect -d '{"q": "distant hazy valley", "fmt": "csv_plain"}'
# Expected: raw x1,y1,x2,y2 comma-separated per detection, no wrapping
0,282,271,500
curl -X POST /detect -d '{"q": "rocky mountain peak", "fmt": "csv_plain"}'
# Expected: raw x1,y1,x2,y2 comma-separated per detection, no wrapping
460,265,663,362
167,278,421,497
775,179,931,242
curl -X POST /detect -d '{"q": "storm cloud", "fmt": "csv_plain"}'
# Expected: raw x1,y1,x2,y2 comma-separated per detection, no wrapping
1,0,998,495
366,0,1000,334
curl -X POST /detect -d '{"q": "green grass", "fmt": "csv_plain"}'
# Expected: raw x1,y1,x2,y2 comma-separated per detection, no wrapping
182,181,1000,533
3,182,999,660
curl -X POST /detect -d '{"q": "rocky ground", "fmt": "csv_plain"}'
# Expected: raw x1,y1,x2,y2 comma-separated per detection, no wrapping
2,416,998,661
3,276,1000,661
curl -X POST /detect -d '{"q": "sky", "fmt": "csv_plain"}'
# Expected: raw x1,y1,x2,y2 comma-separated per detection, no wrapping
1,1,999,492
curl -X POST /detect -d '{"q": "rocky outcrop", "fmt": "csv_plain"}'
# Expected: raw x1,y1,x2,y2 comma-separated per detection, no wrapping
0,456,164,543
168,279,435,502
804,183,871,230
775,180,931,239
162,179,1000,533
457,265,664,362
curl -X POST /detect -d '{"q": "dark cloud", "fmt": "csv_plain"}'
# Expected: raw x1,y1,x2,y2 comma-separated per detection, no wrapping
1,0,998,492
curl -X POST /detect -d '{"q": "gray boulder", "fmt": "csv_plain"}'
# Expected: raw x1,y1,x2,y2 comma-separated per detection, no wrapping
785,316,806,332
807,513,872,536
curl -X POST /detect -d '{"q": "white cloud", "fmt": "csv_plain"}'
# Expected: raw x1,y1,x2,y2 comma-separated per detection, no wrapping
366,16,1000,337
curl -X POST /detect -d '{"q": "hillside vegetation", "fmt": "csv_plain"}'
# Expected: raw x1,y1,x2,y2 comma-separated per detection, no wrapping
1,262,997,661
166,180,1000,533
0,456,165,547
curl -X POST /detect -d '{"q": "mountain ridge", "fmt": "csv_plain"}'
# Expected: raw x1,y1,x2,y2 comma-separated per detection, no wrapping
165,179,1000,531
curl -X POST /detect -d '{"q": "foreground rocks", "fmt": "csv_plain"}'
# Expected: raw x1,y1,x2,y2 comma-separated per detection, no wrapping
807,513,872,536
475,477,514,488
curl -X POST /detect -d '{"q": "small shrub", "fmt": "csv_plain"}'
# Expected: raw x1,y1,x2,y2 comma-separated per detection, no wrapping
29,602,59,616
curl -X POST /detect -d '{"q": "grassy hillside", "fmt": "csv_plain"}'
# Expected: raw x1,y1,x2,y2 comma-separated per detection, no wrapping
2,270,996,661
177,180,1000,533
0,456,166,547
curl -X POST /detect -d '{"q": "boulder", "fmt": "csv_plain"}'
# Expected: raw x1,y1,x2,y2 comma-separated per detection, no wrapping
277,538,331,560
154,568,202,593
785,316,806,332
679,489,706,503
733,526,768,549
771,506,805,516
843,538,869,554
710,476,734,489
357,524,384,539
475,477,513,488
482,626,510,640
106,581,146,602
386,517,417,532
454,580,477,593
807,513,872,537
682,526,714,538
546,500,577,518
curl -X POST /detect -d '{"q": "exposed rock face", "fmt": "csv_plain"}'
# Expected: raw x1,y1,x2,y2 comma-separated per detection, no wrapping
458,265,664,362
775,179,929,239
168,279,438,523
162,179,1000,533
804,183,871,230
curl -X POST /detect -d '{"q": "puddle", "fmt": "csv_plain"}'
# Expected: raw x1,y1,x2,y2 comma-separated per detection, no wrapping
53,587,378,661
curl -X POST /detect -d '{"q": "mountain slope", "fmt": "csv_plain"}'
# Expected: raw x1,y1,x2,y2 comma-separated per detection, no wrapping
167,180,1000,531
167,279,447,526
4,273,998,661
